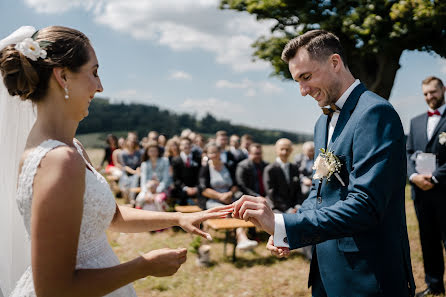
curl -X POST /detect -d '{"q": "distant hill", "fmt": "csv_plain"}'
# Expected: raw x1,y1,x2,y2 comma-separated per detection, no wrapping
76,97,312,146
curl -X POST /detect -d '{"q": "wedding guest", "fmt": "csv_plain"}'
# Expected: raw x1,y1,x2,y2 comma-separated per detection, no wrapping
147,130,159,142
171,137,201,205
407,76,446,297
112,136,125,169
139,141,171,192
263,138,303,213
235,143,268,197
199,142,257,250
0,25,232,297
164,138,180,163
240,134,253,159
99,134,118,173
229,134,247,164
294,141,315,198
118,133,143,204
158,134,167,155
233,30,415,296
216,130,236,180
192,133,205,162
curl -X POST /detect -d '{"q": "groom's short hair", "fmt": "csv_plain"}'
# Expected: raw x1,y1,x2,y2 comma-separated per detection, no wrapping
281,30,348,68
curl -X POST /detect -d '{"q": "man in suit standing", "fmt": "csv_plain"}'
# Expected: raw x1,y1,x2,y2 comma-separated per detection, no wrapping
294,141,315,198
171,137,201,205
407,76,446,297
235,143,268,197
233,30,415,296
263,138,304,213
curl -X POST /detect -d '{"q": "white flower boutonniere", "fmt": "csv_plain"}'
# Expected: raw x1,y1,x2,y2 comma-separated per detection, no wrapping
15,37,47,61
439,132,446,145
313,148,345,186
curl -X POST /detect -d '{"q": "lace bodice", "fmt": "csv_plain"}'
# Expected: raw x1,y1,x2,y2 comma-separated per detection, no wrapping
11,139,136,297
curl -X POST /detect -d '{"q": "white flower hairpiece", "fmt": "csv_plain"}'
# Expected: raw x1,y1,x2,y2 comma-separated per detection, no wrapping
0,26,47,61
15,37,47,61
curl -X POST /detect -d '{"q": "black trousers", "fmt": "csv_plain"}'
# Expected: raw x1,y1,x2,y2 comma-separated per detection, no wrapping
414,192,446,292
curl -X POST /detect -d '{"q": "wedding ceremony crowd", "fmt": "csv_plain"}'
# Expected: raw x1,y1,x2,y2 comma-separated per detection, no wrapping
99,129,316,253
1,22,445,297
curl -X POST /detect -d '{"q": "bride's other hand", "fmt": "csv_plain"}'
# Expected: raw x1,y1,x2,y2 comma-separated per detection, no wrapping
178,204,233,240
140,248,187,277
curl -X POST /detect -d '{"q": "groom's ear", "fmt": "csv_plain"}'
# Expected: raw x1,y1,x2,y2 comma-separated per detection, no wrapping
329,54,342,73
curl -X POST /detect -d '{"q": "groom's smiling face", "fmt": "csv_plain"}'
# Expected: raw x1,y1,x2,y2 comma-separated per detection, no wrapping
288,48,340,107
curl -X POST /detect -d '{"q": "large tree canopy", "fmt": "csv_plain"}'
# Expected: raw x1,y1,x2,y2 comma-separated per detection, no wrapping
220,0,446,99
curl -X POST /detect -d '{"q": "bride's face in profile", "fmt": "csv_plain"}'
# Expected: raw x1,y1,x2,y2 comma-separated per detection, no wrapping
66,46,103,120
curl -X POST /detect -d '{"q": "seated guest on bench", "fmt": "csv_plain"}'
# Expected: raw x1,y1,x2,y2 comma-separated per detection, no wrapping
263,138,304,213
135,141,171,210
236,143,268,197
118,133,143,205
171,137,201,205
198,142,258,250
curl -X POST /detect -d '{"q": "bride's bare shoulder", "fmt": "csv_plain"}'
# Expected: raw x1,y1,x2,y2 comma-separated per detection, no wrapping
21,144,84,178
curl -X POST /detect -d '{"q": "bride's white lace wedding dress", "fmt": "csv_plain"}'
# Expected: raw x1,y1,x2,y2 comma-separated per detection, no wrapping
10,139,137,297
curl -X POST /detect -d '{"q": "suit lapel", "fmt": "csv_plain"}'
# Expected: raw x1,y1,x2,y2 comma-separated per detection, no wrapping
427,111,446,148
328,83,367,149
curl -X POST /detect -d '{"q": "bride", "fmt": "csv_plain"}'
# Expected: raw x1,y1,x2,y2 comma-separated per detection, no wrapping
0,26,232,297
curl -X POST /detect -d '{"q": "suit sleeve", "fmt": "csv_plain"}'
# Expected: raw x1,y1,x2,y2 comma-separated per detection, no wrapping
263,166,288,212
433,158,446,185
283,104,407,249
406,119,417,178
198,165,211,193
236,163,259,196
172,158,185,190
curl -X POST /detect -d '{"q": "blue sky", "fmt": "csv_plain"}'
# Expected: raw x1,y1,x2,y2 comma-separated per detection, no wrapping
1,0,445,134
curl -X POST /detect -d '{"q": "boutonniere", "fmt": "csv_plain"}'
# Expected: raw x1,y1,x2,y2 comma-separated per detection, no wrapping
313,148,345,186
439,132,446,145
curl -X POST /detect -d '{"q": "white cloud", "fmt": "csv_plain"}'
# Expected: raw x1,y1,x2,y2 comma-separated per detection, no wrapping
169,70,192,80
24,0,275,72
180,97,244,117
216,79,283,96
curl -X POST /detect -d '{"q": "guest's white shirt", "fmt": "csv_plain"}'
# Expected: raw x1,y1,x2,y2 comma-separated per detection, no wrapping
274,79,361,248
427,104,446,141
180,151,192,164
276,157,290,184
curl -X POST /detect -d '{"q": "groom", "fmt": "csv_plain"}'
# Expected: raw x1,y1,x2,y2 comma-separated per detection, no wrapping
233,30,415,296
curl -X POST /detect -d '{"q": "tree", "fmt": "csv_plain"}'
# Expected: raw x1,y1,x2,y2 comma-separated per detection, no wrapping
220,0,446,99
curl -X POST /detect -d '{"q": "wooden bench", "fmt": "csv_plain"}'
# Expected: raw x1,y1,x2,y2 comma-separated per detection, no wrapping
205,218,255,262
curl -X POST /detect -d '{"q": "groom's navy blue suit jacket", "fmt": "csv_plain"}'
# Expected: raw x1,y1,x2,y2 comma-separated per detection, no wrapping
283,84,415,296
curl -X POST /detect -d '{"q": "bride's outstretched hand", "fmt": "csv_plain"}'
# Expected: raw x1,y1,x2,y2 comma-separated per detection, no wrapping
178,204,233,240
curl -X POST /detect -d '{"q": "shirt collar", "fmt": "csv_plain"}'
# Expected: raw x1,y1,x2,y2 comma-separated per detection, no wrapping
180,151,191,162
276,157,289,166
333,79,360,110
429,103,446,115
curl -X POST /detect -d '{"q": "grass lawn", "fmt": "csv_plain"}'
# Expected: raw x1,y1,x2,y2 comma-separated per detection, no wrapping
85,147,445,297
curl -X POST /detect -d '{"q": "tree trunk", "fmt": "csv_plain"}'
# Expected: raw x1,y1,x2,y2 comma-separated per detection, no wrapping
350,51,403,100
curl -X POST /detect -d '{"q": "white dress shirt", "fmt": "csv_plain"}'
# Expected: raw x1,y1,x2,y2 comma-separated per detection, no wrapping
427,104,446,141
274,79,361,248
276,157,290,184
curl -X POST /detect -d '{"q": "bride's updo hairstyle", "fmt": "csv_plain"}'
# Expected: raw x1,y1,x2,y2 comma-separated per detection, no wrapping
0,26,90,102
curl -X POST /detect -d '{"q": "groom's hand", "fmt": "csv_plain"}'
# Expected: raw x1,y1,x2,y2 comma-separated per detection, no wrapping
232,195,275,235
266,235,290,258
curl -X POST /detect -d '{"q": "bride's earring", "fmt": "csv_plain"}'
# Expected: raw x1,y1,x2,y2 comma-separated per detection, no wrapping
64,85,69,100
